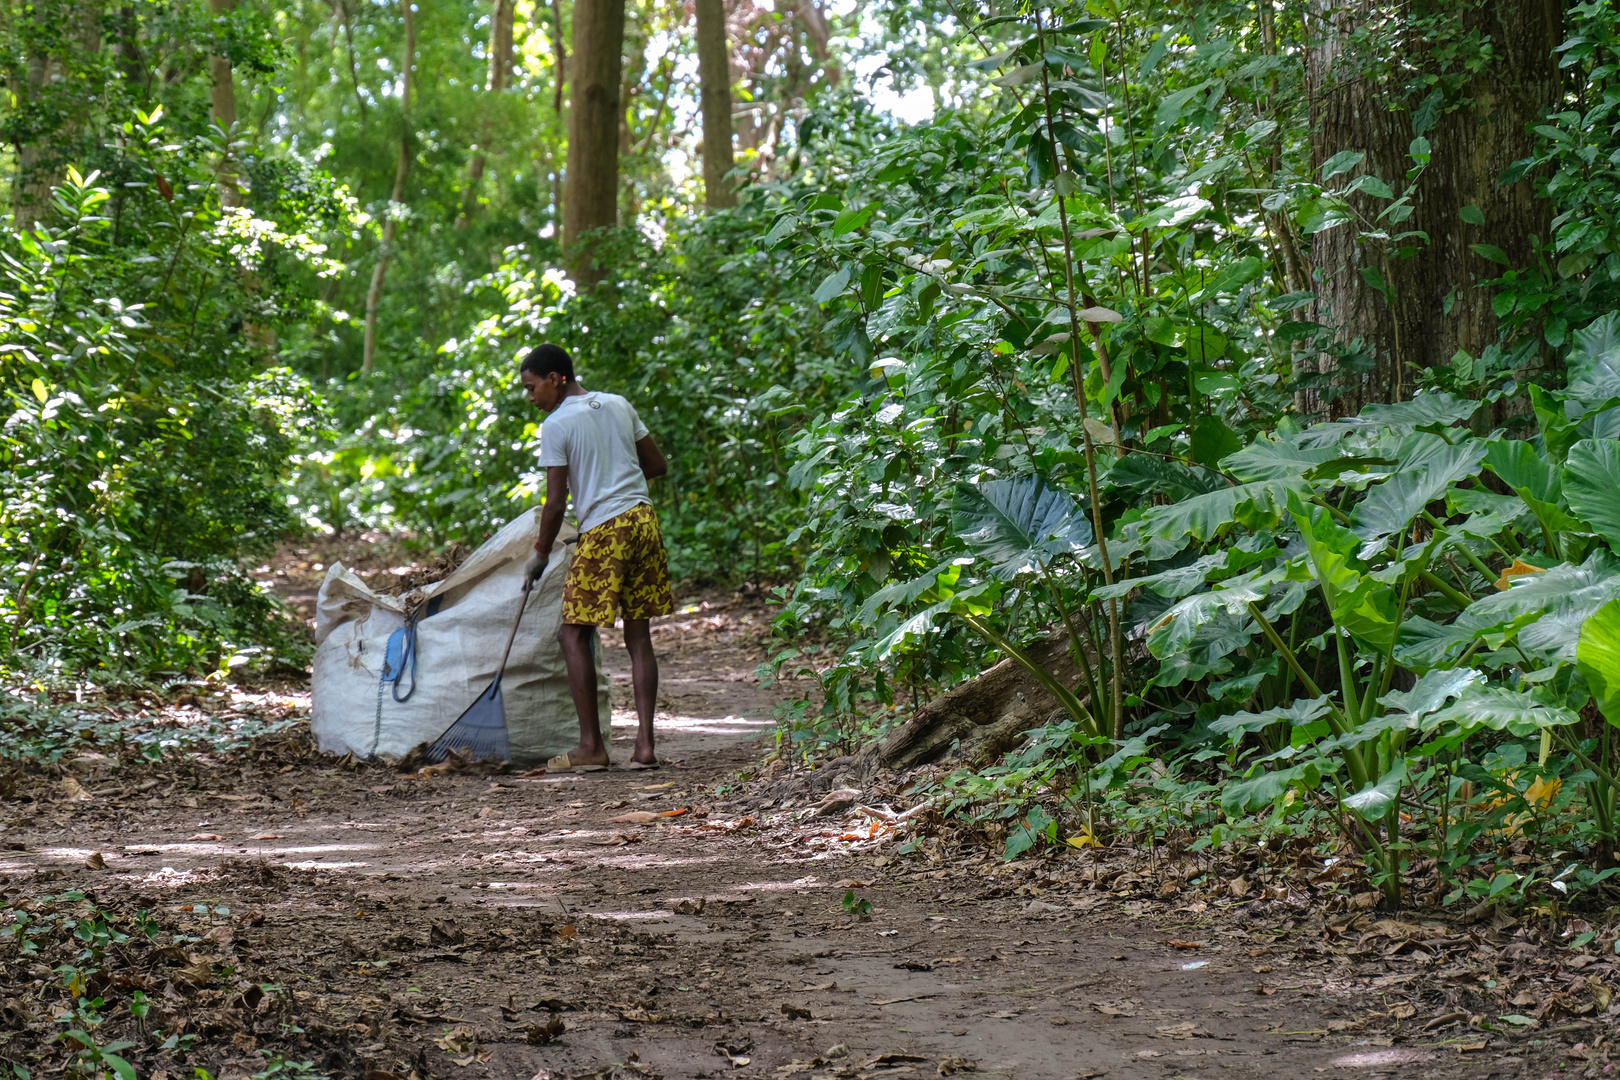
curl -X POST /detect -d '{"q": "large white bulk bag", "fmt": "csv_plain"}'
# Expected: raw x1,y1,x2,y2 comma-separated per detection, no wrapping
309,507,608,767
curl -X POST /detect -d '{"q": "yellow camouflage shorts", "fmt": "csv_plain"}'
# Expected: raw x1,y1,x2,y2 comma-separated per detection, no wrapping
562,503,673,626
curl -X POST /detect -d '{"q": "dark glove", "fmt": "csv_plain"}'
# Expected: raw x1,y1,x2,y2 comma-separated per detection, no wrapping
523,552,548,591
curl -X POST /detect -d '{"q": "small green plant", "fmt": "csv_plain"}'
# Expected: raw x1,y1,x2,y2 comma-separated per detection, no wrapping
841,889,872,916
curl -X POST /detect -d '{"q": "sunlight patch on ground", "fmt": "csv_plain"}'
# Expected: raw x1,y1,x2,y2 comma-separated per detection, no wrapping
733,876,823,892
1330,1048,1435,1067
609,711,773,734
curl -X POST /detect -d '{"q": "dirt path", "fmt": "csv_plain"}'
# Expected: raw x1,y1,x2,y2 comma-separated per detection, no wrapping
0,594,1584,1080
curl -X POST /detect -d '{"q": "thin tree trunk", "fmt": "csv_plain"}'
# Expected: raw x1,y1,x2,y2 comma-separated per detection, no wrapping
562,0,626,284
1304,0,1563,419
551,0,566,113
13,49,54,229
457,0,513,228
207,0,237,128
362,0,416,374
208,0,241,206
696,0,736,208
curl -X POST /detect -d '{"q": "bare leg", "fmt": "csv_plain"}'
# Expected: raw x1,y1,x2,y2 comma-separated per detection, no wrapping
623,617,658,765
557,622,610,766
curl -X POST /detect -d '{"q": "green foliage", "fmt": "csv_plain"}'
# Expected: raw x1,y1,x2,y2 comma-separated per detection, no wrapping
1,113,345,675
766,1,1620,905
299,210,851,579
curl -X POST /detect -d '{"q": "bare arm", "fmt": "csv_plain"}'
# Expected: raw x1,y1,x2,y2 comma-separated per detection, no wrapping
535,464,570,556
635,434,668,480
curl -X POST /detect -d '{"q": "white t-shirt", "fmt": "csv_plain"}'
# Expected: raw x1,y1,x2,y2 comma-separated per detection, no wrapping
536,390,652,532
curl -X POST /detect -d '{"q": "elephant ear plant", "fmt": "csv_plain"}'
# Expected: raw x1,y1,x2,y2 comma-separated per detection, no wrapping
861,473,1106,741
1128,359,1620,905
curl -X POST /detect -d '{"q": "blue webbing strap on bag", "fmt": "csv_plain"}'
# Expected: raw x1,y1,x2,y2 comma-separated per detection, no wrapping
370,609,423,759
385,616,420,703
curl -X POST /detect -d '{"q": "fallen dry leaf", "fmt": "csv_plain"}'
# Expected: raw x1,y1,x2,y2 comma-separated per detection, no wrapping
558,924,578,941
526,1016,566,1045
185,833,224,842
937,1057,976,1077
588,832,639,845
834,879,875,888
781,1003,812,1020
672,898,705,915
658,807,690,818
1165,939,1203,950
62,777,93,801
1423,1010,1469,1031
84,851,105,869
607,811,659,824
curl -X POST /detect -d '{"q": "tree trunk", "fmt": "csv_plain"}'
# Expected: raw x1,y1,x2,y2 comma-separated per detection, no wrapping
208,0,241,206
695,0,736,208
12,48,54,230
562,0,626,285
551,0,566,113
1303,0,1564,418
457,0,514,228
207,0,237,130
362,0,415,374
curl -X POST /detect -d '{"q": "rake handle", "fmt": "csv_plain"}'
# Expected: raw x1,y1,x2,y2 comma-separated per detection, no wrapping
495,535,578,681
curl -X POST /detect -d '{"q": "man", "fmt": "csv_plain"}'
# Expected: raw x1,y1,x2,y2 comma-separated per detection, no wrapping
520,343,671,772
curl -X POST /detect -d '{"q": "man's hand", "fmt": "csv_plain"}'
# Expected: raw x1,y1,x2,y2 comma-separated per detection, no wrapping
523,552,548,591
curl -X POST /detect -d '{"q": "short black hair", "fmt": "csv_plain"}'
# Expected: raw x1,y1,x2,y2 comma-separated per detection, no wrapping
520,343,574,382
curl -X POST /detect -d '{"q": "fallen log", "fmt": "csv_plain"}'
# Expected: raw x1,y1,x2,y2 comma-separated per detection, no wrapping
821,632,1083,788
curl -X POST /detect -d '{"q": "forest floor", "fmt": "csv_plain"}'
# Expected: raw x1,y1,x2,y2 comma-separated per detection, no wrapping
0,544,1611,1080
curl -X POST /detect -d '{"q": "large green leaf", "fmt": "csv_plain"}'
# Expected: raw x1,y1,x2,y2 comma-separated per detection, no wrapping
1484,438,1586,536
951,475,1092,579
1377,667,1482,722
1105,453,1226,500
1139,477,1308,543
1423,686,1581,735
1094,550,1229,601
1578,597,1620,725
1222,436,1339,481
1220,759,1326,815
858,562,959,624
1144,565,1283,658
1350,437,1486,558
1292,499,1399,652
1209,695,1330,738
1565,438,1620,548
1296,392,1478,448
1342,760,1408,821
1458,552,1620,663
1394,615,1476,671
1567,311,1620,410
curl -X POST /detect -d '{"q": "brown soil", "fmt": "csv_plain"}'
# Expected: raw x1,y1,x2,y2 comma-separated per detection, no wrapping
0,557,1606,1080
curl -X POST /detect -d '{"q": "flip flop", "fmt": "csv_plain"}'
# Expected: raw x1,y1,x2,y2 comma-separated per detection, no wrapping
546,752,610,773
623,759,661,771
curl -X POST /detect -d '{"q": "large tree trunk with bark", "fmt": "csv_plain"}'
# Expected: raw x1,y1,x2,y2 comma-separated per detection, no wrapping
457,0,514,228
562,0,626,285
695,0,735,209
1303,0,1564,418
362,0,415,374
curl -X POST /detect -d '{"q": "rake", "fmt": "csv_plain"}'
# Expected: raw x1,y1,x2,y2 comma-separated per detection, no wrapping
424,538,573,765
